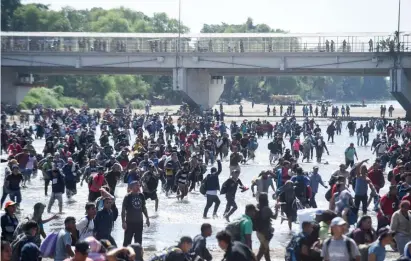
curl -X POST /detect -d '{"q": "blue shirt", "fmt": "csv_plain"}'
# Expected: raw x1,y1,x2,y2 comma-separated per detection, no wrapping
291,175,310,186
54,229,72,261
309,172,325,194
354,176,368,196
368,241,385,261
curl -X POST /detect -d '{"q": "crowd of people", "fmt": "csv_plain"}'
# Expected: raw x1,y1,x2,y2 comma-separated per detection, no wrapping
1,103,411,261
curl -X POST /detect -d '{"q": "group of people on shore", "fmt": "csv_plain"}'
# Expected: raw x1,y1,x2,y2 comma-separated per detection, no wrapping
1,103,411,261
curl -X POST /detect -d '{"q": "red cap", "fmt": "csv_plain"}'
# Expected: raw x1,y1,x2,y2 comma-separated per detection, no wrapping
4,201,16,209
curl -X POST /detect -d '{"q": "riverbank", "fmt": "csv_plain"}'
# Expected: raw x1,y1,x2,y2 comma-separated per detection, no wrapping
16,102,407,121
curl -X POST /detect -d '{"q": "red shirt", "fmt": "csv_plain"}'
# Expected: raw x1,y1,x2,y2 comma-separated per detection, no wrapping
89,173,105,192
368,169,384,189
378,194,397,220
7,143,22,156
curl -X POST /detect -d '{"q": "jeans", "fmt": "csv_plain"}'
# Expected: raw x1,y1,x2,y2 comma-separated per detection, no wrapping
44,179,50,195
48,192,63,212
357,135,363,146
310,192,317,208
363,135,369,146
203,194,220,217
9,190,22,204
123,221,143,246
224,196,238,218
354,194,368,214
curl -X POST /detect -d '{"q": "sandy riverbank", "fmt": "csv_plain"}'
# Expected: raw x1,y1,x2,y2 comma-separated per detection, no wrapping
65,102,407,119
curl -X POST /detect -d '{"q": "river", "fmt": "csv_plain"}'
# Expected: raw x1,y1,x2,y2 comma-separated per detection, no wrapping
0,118,392,252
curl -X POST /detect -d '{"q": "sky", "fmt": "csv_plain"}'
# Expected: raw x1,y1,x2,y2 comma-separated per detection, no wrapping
22,0,411,34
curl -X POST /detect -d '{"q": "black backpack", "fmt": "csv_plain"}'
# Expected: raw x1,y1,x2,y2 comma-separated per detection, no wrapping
294,178,307,199
199,175,209,195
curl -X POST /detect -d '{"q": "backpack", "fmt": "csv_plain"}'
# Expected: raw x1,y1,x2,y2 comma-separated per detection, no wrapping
225,218,244,242
40,232,58,258
199,175,209,195
294,177,307,200
325,236,355,261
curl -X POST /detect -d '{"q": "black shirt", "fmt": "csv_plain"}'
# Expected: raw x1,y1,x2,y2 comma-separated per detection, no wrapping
122,193,146,223
6,174,23,190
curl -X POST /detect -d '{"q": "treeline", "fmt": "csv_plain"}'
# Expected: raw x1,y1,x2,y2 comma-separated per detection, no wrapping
2,2,391,108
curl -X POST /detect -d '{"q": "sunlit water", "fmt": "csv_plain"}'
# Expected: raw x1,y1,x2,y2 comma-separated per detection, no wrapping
0,118,391,251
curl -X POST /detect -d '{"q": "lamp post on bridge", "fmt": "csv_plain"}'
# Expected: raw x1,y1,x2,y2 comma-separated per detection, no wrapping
397,0,401,50
175,0,182,90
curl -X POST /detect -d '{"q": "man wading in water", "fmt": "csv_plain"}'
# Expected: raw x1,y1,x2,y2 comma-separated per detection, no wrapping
121,180,150,246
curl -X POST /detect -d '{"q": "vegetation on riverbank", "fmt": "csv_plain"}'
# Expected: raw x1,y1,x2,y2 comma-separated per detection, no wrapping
3,1,392,108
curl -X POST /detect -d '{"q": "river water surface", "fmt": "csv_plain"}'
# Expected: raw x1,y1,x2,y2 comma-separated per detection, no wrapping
0,118,390,251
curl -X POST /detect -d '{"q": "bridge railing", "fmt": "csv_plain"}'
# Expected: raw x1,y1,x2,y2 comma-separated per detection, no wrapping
1,33,410,53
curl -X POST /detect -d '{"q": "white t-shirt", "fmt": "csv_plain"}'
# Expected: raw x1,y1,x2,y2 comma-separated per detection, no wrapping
76,216,94,240
321,236,360,261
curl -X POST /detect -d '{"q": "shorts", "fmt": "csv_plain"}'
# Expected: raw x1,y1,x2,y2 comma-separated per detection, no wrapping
22,169,33,179
143,191,158,201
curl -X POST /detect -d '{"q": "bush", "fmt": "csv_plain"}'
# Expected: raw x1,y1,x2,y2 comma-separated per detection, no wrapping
130,99,146,109
20,87,83,109
104,91,124,108
60,97,84,108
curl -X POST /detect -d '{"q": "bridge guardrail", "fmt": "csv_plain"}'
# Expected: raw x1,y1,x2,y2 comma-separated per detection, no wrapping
1,33,410,54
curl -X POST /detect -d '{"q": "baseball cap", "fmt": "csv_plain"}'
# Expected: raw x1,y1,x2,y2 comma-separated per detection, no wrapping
4,201,16,209
330,217,347,227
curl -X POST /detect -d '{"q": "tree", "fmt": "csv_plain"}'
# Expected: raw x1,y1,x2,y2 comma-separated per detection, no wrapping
1,0,21,31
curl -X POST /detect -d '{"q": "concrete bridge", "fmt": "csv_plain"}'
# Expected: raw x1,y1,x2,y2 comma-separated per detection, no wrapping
1,31,411,117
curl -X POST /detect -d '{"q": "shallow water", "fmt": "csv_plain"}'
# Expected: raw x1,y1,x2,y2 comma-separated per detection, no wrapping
0,118,389,251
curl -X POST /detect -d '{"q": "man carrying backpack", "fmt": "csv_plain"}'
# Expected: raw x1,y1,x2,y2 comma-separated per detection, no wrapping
321,217,361,261
11,220,39,261
225,204,256,249
285,221,314,261
290,167,311,206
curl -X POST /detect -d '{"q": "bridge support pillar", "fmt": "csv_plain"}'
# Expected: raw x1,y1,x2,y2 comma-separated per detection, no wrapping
1,68,34,105
1,68,18,105
390,68,411,120
173,68,225,110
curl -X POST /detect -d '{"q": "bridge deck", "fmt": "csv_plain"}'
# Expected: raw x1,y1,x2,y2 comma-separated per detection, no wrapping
2,31,410,54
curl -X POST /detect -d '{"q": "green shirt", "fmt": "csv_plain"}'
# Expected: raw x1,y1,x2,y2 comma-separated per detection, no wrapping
240,214,253,243
345,147,356,160
318,221,330,241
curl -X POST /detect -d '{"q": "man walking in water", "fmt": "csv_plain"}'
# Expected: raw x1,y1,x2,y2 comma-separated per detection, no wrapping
121,180,150,246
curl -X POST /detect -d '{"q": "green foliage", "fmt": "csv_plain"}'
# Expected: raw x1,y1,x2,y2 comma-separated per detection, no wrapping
130,100,146,109
104,91,124,108
20,87,83,109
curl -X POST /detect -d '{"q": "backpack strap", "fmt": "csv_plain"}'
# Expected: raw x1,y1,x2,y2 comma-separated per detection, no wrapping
344,237,353,261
